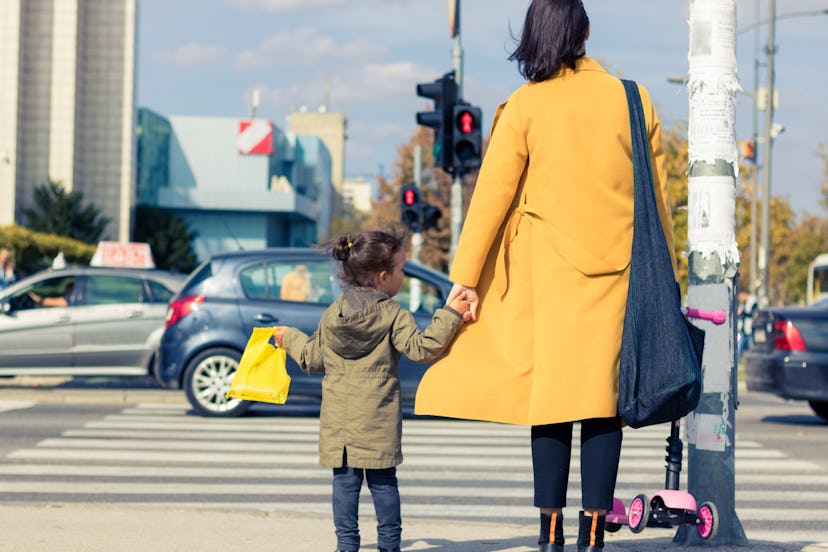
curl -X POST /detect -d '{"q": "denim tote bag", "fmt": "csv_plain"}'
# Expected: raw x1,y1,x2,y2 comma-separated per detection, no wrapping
617,79,705,429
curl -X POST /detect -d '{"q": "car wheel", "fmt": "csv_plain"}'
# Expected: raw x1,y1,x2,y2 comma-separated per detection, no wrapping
808,400,828,421
183,347,250,417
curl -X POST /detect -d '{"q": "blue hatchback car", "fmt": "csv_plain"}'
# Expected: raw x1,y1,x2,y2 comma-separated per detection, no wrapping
155,248,454,416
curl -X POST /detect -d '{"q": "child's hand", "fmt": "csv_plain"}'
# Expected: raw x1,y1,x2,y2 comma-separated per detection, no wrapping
447,283,478,322
273,326,288,347
447,291,471,322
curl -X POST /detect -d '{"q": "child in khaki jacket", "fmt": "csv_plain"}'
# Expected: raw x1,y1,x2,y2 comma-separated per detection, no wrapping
274,229,469,552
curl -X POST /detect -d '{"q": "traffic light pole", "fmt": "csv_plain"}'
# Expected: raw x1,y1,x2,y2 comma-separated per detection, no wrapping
449,11,464,265
412,146,423,264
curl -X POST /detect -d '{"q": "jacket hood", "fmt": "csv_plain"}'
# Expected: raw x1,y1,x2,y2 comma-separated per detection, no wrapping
325,287,398,359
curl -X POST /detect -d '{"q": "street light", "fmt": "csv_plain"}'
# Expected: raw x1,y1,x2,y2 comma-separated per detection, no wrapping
749,3,828,307
757,0,776,308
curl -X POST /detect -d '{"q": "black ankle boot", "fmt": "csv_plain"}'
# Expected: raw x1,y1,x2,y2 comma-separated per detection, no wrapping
538,512,564,552
577,511,606,552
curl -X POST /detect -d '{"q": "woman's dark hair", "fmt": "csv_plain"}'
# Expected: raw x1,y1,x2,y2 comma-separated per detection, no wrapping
508,0,590,83
330,229,405,288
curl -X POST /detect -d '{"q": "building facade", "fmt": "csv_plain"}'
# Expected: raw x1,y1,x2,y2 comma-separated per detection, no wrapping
0,0,136,241
136,111,332,261
287,110,346,196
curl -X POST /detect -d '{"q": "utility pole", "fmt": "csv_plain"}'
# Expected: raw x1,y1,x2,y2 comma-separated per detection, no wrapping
749,0,760,299
447,0,464,265
758,0,776,308
679,0,747,545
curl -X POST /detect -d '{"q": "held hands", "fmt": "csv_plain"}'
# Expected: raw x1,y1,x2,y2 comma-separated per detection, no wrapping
273,326,288,347
446,283,479,322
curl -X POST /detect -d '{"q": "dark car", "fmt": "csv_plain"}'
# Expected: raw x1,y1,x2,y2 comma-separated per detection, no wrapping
0,266,185,376
155,248,453,417
743,301,828,421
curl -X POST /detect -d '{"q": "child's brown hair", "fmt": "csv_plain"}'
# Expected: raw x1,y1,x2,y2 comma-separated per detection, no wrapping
330,229,405,288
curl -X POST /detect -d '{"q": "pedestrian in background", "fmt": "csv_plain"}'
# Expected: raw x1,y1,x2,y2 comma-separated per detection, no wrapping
273,229,470,552
414,1,676,551
0,248,16,290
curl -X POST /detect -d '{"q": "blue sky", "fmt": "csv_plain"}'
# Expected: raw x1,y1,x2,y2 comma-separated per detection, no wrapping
137,0,828,215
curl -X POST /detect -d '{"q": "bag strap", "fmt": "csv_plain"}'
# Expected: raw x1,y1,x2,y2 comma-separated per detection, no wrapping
621,79,673,264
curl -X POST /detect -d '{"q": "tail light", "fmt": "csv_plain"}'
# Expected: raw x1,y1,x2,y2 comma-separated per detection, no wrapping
166,295,205,329
772,318,807,351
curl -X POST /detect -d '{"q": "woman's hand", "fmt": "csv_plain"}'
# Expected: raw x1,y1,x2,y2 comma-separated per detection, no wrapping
447,283,479,322
273,326,288,347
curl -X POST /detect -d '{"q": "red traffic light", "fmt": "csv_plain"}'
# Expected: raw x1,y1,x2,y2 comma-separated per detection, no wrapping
403,188,417,206
457,110,474,133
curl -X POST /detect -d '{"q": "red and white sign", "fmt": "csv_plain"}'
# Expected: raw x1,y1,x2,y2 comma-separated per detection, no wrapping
90,242,155,269
237,120,273,155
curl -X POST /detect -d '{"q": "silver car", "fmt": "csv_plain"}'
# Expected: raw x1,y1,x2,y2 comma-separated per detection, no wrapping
0,267,185,376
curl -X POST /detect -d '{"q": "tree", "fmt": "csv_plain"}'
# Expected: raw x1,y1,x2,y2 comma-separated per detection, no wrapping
132,205,198,273
373,125,478,273
662,122,691,294
24,180,110,244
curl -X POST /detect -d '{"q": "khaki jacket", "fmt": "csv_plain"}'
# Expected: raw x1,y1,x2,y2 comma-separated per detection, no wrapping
415,57,676,426
282,287,462,468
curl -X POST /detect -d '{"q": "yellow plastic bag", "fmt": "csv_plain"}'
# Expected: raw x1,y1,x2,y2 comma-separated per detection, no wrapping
225,327,290,404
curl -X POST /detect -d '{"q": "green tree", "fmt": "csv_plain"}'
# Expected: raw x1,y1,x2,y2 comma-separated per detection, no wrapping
23,180,110,244
132,205,198,273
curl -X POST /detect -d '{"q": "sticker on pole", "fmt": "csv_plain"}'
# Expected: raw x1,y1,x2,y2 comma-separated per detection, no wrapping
90,242,155,269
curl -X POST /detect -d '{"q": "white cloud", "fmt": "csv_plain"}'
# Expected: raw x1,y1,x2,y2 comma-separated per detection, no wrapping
235,27,387,70
225,0,347,13
156,43,232,66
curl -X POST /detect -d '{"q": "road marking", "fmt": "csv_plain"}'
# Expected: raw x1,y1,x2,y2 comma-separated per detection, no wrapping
0,400,36,413
1,401,827,544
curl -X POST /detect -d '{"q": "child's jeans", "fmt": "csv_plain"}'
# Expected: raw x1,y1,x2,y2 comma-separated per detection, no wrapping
332,463,401,551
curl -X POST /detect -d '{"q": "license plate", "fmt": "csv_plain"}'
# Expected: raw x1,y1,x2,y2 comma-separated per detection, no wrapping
754,328,766,343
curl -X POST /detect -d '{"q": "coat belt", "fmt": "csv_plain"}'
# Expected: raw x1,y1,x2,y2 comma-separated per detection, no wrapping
495,204,541,297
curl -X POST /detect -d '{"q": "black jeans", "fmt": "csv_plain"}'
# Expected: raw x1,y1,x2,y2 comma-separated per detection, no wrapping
531,417,623,511
332,462,401,551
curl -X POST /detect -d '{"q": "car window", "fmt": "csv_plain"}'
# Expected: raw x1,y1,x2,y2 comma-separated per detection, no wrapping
397,274,443,314
84,275,145,305
147,280,175,303
6,275,76,311
240,264,268,299
240,260,336,304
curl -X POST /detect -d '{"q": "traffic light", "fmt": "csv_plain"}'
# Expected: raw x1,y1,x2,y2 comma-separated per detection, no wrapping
422,203,442,231
400,184,421,232
451,103,482,172
416,72,457,172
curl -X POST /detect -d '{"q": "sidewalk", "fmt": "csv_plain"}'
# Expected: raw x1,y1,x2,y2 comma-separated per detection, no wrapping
1,502,822,552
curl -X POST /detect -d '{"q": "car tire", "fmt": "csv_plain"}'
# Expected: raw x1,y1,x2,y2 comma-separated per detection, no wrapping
183,347,251,417
808,400,828,421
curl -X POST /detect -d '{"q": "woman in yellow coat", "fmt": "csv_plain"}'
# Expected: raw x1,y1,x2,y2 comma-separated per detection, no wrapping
414,1,676,551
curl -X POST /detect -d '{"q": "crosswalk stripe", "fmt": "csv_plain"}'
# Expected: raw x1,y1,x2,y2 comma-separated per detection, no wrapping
8,445,819,473
2,400,828,544
0,400,36,413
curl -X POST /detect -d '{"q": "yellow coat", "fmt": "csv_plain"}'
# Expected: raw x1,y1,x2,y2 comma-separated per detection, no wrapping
415,57,676,426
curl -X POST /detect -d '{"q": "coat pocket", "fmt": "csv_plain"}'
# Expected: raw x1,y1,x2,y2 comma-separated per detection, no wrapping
542,223,631,276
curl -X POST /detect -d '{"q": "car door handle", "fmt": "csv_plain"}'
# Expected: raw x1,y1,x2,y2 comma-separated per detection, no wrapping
254,313,278,324
127,310,144,319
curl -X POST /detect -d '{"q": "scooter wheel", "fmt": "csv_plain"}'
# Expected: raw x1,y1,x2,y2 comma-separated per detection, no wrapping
628,494,650,533
697,501,719,541
605,522,622,533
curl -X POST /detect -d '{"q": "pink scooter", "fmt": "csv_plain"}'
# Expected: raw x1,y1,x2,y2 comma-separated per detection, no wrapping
624,419,718,540
607,307,723,540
